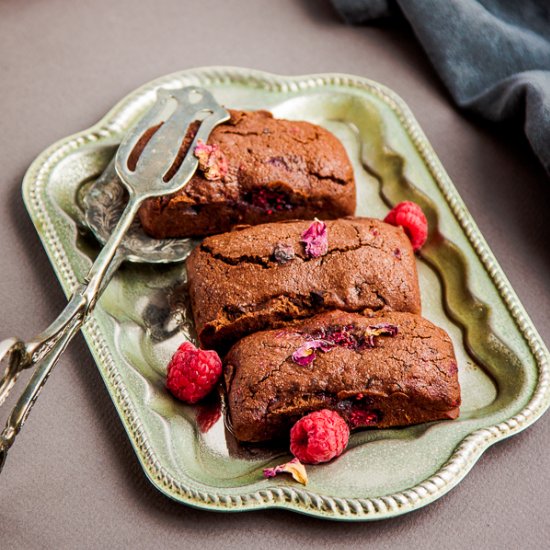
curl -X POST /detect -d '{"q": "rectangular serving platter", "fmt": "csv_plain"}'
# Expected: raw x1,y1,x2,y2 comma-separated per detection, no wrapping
22,67,550,520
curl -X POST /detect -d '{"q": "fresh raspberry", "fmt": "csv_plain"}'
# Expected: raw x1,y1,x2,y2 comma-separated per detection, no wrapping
166,341,222,404
290,409,350,464
384,201,428,251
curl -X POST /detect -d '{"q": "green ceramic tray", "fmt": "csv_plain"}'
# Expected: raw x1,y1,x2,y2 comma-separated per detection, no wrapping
22,67,550,520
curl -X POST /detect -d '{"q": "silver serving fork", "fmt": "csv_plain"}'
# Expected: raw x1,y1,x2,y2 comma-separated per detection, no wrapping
0,86,229,471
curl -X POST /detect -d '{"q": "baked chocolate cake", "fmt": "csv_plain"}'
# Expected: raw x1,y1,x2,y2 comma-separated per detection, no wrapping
186,217,421,352
138,110,356,238
224,310,461,443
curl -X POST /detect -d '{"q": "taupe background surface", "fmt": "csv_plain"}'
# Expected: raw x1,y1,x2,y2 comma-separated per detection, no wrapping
0,0,549,548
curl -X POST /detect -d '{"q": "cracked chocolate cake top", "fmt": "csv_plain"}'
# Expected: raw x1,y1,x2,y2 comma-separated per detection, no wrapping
138,109,356,238
186,217,421,352
224,310,461,443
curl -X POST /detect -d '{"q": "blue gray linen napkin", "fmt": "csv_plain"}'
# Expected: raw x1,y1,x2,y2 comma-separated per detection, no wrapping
332,0,550,175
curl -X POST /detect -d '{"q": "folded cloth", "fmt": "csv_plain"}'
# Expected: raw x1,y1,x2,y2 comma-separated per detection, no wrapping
332,0,550,175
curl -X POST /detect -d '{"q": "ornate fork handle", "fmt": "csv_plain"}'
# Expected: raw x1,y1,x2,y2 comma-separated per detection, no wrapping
0,308,81,469
0,191,138,391
0,292,86,406
0,199,138,468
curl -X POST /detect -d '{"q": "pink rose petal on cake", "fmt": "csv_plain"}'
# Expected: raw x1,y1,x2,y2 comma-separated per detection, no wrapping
292,339,333,365
366,323,399,337
194,139,213,168
300,219,328,258
364,323,399,347
194,139,228,181
292,342,318,366
263,458,308,485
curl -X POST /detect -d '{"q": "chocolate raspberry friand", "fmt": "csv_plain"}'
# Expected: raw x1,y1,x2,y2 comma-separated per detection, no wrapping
186,218,421,352
224,310,460,443
138,110,356,238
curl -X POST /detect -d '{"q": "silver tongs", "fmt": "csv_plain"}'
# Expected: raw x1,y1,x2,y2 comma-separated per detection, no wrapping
0,86,229,471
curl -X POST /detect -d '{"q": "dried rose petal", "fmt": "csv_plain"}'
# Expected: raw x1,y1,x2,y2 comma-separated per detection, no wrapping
194,139,213,167
301,219,328,258
272,243,295,264
263,458,308,485
366,323,399,337
292,341,318,366
363,323,399,347
194,139,228,181
315,340,334,352
295,323,399,360
292,339,332,365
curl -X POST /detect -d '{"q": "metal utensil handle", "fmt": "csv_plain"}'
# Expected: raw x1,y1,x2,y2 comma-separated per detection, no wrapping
0,310,79,458
0,198,139,445
0,249,125,469
0,198,137,476
0,291,86,405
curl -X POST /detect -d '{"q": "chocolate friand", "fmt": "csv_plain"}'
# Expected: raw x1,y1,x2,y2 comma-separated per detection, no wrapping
224,311,461,443
186,218,421,352
138,110,356,238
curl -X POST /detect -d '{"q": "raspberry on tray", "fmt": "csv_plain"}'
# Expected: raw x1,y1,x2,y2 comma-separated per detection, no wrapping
290,409,350,465
166,342,222,404
384,201,428,251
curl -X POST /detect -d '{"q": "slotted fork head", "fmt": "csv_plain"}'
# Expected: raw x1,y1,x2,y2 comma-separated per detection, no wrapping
115,86,230,199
